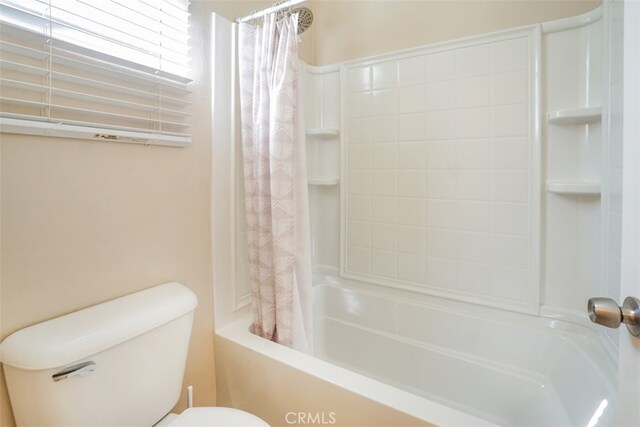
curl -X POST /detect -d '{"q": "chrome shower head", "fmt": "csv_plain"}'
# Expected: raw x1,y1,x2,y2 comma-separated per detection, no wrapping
295,7,313,34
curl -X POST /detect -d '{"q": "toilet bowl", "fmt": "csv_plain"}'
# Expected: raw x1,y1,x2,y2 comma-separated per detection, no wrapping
164,407,269,426
0,283,270,427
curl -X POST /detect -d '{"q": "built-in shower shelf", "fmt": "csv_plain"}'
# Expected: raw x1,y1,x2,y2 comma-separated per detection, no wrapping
306,128,339,137
546,107,601,125
546,180,601,195
308,176,339,186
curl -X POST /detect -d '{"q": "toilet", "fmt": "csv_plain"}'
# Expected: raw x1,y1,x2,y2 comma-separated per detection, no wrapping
0,282,269,427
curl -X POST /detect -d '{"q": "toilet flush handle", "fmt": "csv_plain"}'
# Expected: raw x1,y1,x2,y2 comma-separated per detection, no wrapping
52,361,96,382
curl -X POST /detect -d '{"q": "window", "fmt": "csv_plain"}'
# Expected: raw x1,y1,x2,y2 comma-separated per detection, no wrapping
0,0,192,146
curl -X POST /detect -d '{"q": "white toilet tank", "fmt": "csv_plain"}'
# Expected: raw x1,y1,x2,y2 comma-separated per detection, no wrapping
0,282,198,427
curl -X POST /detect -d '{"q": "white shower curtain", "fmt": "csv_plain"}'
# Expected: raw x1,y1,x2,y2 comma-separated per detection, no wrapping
238,12,313,353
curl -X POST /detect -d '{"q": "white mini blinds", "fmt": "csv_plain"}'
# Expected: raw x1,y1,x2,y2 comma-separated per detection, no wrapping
0,0,192,146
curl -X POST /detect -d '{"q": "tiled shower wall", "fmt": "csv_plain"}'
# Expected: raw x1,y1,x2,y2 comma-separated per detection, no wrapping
343,28,540,313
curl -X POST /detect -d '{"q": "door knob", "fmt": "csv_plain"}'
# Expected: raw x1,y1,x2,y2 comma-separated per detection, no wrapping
588,296,640,337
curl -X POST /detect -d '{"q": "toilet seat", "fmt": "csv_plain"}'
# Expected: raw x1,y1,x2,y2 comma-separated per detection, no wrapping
168,407,269,426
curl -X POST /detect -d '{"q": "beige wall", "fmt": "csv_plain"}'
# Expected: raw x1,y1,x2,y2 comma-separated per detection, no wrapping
310,0,601,65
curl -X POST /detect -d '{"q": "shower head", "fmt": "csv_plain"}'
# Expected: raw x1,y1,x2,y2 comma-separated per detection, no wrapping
294,7,313,35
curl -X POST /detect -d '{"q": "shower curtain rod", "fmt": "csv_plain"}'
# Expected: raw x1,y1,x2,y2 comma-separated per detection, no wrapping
235,0,307,23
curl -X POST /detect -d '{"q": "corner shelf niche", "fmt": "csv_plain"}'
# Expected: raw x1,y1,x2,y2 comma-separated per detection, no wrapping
546,107,601,125
546,180,601,195
308,176,339,186
306,127,340,187
306,128,339,137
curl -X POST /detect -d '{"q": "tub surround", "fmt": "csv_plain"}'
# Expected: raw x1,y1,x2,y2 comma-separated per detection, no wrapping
340,26,540,315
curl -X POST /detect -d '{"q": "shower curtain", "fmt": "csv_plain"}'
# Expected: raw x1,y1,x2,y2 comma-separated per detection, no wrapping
238,12,313,353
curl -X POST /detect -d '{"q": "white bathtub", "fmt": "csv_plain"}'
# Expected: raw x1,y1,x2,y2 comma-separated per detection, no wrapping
216,275,617,426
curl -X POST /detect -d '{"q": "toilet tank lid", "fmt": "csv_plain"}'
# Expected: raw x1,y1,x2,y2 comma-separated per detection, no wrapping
0,282,198,370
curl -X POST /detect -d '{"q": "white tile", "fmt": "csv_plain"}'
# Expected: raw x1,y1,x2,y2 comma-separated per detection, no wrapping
456,139,490,170
348,221,372,247
491,70,528,105
371,116,398,142
372,197,398,223
425,50,456,82
491,37,528,74
426,257,456,288
348,170,371,195
348,196,372,221
347,246,371,273
398,170,426,197
372,89,398,116
457,201,490,232
348,91,372,118
399,113,426,141
426,228,458,259
492,104,528,137
398,253,427,283
491,202,528,236
456,76,490,108
348,66,371,92
427,110,456,140
456,45,490,78
457,262,491,295
426,141,455,169
398,198,426,226
426,170,456,199
457,170,490,200
491,266,527,301
491,235,528,269
458,232,491,264
372,223,397,250
347,118,372,143
347,144,372,169
425,80,455,111
399,56,425,86
372,249,398,278
372,143,397,169
398,226,427,254
492,171,528,202
372,170,397,196
426,199,457,229
399,85,425,113
492,138,528,170
398,142,427,169
456,107,490,139
372,61,398,89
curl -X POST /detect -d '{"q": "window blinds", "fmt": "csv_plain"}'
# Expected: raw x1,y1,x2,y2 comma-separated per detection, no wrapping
0,0,192,147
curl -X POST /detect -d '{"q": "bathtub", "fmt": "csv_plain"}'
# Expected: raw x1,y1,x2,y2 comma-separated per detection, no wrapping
215,274,617,426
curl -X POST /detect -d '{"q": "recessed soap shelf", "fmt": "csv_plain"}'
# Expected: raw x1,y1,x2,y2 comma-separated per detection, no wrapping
308,176,339,186
306,128,339,137
546,180,601,195
547,107,601,125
